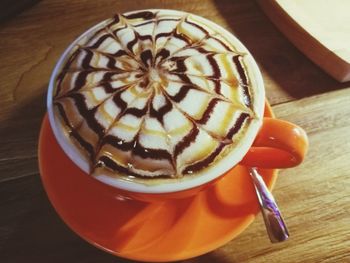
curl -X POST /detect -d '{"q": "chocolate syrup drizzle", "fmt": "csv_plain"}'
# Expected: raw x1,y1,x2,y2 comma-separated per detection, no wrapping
54,10,255,179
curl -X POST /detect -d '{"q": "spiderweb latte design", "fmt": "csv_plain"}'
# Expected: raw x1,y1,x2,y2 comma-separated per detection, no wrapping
53,10,259,181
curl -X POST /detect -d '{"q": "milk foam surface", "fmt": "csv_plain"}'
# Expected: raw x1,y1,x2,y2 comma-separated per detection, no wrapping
53,10,261,182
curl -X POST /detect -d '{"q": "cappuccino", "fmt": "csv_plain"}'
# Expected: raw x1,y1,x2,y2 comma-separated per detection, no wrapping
52,10,264,185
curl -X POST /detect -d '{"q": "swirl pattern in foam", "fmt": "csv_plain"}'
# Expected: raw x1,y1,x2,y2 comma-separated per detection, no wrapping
53,10,263,183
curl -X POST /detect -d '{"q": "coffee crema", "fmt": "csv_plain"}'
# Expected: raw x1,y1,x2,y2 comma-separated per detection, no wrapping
53,10,261,182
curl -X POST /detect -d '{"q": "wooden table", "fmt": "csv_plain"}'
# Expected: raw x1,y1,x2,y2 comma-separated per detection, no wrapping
1,1,349,262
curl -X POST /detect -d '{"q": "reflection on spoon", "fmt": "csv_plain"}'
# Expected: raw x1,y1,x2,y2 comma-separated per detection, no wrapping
250,167,289,243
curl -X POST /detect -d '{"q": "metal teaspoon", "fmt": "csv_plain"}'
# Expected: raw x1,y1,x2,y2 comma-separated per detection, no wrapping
249,167,289,243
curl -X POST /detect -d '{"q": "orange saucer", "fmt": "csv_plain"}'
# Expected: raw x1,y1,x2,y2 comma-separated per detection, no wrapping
38,103,277,262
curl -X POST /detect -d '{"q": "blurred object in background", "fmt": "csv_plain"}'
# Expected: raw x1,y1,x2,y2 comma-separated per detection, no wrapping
258,0,350,83
0,0,40,23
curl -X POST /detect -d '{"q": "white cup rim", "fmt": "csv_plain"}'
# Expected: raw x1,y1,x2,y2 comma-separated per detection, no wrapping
47,9,265,194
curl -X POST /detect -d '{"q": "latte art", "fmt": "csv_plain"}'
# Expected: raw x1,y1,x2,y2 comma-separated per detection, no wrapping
53,10,262,182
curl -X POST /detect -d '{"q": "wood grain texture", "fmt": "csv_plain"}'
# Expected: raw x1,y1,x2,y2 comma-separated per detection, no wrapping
0,0,40,22
0,0,349,262
258,0,350,82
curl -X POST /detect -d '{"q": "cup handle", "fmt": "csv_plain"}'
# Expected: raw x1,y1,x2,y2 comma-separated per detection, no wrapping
240,117,308,168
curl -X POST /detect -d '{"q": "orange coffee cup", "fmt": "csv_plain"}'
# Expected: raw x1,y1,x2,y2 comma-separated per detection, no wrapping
46,10,308,202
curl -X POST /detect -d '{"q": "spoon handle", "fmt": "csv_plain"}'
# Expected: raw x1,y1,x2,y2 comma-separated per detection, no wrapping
250,168,289,243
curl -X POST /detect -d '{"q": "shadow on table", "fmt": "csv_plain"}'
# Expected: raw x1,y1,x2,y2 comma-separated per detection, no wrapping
0,174,136,263
0,87,47,183
0,0,41,24
213,0,349,102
